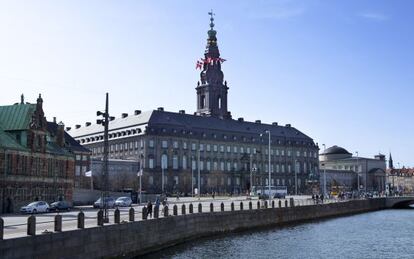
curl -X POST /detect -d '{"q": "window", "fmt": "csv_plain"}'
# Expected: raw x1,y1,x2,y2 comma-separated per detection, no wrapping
276,149,280,156
247,147,251,154
183,142,187,149
162,140,168,148
149,176,154,185
304,151,307,157
161,154,168,169
173,141,179,149
200,144,204,151
173,155,178,170
82,155,88,161
296,150,300,157
76,155,81,161
192,143,196,151
182,155,187,170
236,178,240,185
213,145,218,152
192,159,197,170
220,161,225,171
218,96,222,109
288,164,291,173
149,158,154,169
240,147,244,153
227,177,231,186
287,150,291,157
124,143,128,150
200,161,204,170
206,144,211,152
271,149,274,155
281,164,285,173
226,146,231,153
281,150,285,156
233,146,238,153
75,166,81,176
265,149,268,155
213,161,218,170
174,176,179,185
253,148,257,154
233,162,237,171
265,164,268,173
220,145,224,152
276,164,280,173
206,161,211,171
130,142,133,149
149,140,154,148
303,162,307,173
227,162,231,172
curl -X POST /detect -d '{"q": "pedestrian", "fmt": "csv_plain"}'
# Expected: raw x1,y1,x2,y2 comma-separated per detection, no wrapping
147,201,153,218
315,194,319,204
212,192,215,199
312,194,315,204
320,194,324,203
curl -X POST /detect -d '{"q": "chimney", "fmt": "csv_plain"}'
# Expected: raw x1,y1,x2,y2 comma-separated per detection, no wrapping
255,120,261,124
179,110,185,114
134,110,141,115
75,124,81,129
66,127,71,131
122,113,128,118
285,124,291,127
272,122,278,126
85,122,91,127
53,117,56,123
57,122,65,147
157,107,164,111
238,117,244,122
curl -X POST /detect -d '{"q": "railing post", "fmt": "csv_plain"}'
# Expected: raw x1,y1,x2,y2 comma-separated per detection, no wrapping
221,202,225,211
154,206,159,219
77,211,85,229
249,201,253,210
27,215,36,236
290,198,295,208
114,208,120,223
257,201,260,209
272,200,275,208
97,210,104,226
163,205,169,217
198,203,202,213
264,201,268,209
231,202,234,211
189,203,194,214
173,205,178,216
181,204,186,215
240,202,244,210
54,214,62,232
142,207,148,220
285,200,288,207
279,200,282,208
210,203,214,212
129,207,135,221
0,217,3,240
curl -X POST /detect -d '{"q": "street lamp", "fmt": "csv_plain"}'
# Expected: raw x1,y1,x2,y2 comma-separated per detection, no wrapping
96,93,115,223
294,159,298,196
260,130,271,202
322,144,326,196
355,151,359,194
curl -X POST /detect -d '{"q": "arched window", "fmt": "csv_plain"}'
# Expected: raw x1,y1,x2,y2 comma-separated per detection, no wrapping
182,155,187,170
161,154,168,169
200,95,206,108
172,155,178,170
217,96,222,109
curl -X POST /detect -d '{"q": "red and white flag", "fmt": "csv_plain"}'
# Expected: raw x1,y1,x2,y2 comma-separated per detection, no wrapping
195,60,203,70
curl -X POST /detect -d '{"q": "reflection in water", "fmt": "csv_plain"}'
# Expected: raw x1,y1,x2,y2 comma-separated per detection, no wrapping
142,209,414,259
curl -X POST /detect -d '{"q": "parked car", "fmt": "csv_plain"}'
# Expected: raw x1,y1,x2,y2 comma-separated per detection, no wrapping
20,201,49,214
115,197,132,207
93,197,115,209
49,201,72,212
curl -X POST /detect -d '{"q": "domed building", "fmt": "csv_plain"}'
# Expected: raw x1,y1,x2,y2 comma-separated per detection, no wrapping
319,145,386,194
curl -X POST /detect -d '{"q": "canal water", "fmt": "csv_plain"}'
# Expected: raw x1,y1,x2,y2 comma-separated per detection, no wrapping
143,209,414,259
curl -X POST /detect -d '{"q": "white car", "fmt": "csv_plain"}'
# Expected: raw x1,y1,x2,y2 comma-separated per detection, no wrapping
115,197,132,207
20,201,49,214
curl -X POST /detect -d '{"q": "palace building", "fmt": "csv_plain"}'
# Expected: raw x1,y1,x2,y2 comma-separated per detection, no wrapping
69,14,319,195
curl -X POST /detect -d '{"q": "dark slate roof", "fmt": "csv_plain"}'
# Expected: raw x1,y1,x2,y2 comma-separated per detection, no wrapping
0,123,27,151
69,110,315,143
0,103,36,131
322,145,351,155
47,122,90,153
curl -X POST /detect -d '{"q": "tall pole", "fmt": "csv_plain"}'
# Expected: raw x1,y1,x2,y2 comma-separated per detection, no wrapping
295,159,298,195
266,131,271,202
103,93,109,223
198,143,201,199
191,166,194,197
139,153,143,205
322,144,326,196
356,151,359,194
250,154,253,196
161,158,164,194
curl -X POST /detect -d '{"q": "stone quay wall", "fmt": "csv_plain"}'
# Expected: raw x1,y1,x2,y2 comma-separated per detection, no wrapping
0,198,386,259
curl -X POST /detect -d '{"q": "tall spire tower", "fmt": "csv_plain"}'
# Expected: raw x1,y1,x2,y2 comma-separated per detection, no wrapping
196,11,231,119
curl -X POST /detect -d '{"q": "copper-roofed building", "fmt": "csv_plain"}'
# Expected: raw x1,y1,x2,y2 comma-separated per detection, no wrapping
0,94,89,213
69,13,320,195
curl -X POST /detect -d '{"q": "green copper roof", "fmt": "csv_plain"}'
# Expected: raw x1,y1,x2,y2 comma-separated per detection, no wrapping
0,123,27,151
0,103,36,131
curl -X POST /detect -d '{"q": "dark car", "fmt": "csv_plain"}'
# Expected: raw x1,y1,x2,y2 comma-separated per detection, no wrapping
49,201,72,212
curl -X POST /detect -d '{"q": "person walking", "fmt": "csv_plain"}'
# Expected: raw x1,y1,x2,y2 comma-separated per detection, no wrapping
147,201,153,218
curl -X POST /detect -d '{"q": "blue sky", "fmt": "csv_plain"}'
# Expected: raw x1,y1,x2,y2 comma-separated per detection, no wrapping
0,0,413,166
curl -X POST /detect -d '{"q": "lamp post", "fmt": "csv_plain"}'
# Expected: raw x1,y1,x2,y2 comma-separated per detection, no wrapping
322,144,326,196
295,159,298,196
96,93,114,223
260,130,271,202
249,153,253,195
161,155,165,194
197,143,201,199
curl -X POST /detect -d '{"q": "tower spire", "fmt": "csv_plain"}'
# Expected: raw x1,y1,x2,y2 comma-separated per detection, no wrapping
195,11,231,119
389,153,394,169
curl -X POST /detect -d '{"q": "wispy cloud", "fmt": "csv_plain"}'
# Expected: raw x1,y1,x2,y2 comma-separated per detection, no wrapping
358,12,389,22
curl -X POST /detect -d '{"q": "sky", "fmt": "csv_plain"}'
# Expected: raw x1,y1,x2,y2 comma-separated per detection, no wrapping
0,0,413,167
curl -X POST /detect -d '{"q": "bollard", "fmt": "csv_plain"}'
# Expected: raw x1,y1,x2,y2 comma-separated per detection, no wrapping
285,200,288,207
249,201,253,210
77,211,85,229
181,204,186,215
279,200,282,208
257,201,260,209
290,198,295,207
97,210,104,226
272,200,275,208
142,207,148,220
189,203,193,214
54,214,62,232
0,217,3,240
210,203,214,212
129,207,135,221
264,201,268,209
231,202,234,211
221,202,225,212
154,206,159,219
27,215,36,236
173,205,178,216
240,202,244,210
164,205,169,217
114,208,120,223
198,203,202,213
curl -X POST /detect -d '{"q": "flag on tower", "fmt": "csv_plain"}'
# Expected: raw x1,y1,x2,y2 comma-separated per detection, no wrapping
196,60,203,70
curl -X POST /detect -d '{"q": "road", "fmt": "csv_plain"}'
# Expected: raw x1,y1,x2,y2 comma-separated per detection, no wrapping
1,195,312,239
